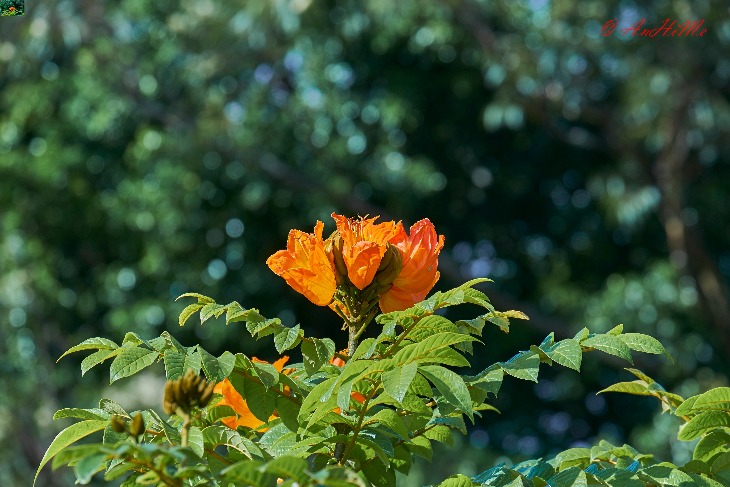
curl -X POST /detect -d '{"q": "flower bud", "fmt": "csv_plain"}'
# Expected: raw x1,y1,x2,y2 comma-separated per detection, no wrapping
163,370,216,414
325,231,349,285
130,412,145,438
374,244,402,293
111,415,127,433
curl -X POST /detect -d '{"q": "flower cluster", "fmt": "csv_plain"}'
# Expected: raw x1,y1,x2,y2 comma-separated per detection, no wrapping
266,213,444,316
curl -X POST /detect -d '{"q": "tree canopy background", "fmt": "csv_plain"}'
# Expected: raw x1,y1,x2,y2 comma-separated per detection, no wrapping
1,0,728,485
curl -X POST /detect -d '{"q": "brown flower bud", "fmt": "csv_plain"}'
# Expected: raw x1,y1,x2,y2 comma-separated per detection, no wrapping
198,381,216,408
129,412,145,438
163,380,178,415
375,243,402,293
325,231,349,285
111,415,127,433
163,370,216,415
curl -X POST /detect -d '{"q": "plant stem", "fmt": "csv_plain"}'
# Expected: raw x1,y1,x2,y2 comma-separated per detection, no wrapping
347,325,358,357
177,408,191,447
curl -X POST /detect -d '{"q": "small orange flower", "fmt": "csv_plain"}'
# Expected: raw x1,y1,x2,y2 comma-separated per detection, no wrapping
266,221,337,306
331,213,403,290
214,356,289,431
379,219,445,313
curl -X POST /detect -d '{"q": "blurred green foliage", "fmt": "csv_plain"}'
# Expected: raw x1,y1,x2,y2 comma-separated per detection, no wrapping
1,0,728,485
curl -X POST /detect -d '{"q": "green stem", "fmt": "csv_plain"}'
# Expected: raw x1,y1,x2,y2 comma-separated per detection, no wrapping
177,408,191,448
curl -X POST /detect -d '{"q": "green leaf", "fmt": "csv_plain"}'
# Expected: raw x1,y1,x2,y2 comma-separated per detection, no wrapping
178,303,204,327
81,349,123,376
163,350,203,380
498,351,540,382
465,366,504,396
99,398,127,416
391,332,477,365
581,334,633,363
485,312,510,333
276,396,300,432
274,325,302,353
122,332,144,346
299,378,337,419
598,381,655,396
163,350,184,380
264,457,309,482
176,292,215,304
147,410,180,444
245,380,276,422
200,303,227,324
618,333,671,359
202,425,256,459
367,409,409,439
678,411,730,441
438,474,478,487
53,408,109,421
419,365,473,420
382,362,418,403
553,448,591,469
407,435,432,461
301,338,336,376
109,347,159,383
35,420,107,485
200,347,225,382
693,430,730,462
712,452,730,482
73,452,107,485
218,351,236,378
188,426,204,457
51,444,103,470
222,459,274,486
682,387,730,414
543,338,582,371
207,405,237,424
361,457,396,487
58,338,118,362
546,466,587,487
638,464,694,485
424,424,454,446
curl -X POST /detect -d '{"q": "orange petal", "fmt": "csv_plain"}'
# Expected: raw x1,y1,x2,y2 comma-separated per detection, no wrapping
272,356,290,372
332,213,402,290
380,219,444,313
351,391,367,404
267,221,337,306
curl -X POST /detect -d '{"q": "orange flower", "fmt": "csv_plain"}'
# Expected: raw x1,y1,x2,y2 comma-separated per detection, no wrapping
214,356,289,431
331,213,403,290
267,214,444,314
266,221,337,306
379,219,445,313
